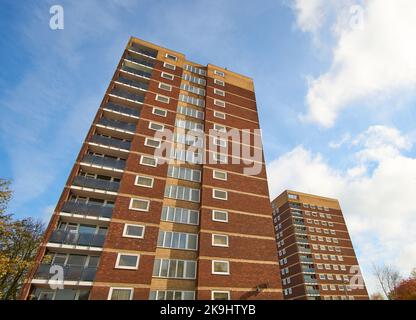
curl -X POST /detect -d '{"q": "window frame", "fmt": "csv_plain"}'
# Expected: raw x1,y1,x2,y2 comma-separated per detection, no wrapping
161,72,174,81
211,291,230,300
122,224,145,239
214,70,225,77
213,170,227,181
134,175,154,188
115,253,140,270
213,110,226,119
163,62,176,71
148,121,165,132
214,99,226,107
212,210,228,223
129,198,150,212
139,155,158,167
144,137,162,149
155,94,170,104
158,82,173,92
214,79,225,86
212,260,230,275
212,234,229,247
212,189,228,200
107,287,134,300
152,107,167,117
165,53,178,61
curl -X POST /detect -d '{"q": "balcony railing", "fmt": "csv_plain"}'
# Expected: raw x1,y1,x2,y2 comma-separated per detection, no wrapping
125,55,154,68
300,256,314,263
81,154,126,171
129,46,157,58
296,237,309,244
34,264,97,282
73,176,120,192
302,267,316,273
298,247,312,253
116,76,149,91
90,135,131,150
61,200,113,219
304,277,318,284
121,65,152,79
49,230,106,247
110,88,144,104
103,103,140,118
306,289,320,295
98,117,136,132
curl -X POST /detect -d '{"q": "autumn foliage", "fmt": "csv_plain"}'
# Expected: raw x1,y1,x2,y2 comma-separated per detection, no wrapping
393,278,416,300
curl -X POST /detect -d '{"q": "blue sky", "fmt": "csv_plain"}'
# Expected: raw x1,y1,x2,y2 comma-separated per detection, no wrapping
1,0,416,296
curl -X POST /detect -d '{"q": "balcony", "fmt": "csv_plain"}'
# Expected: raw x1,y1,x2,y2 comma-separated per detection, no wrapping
129,45,157,58
295,228,307,235
116,76,149,91
98,117,136,133
125,54,154,68
103,103,140,119
302,267,316,273
81,154,126,171
298,246,312,254
300,256,314,263
90,135,131,151
296,237,309,244
121,65,152,79
293,219,305,226
304,276,318,284
34,264,97,282
61,201,113,219
72,176,120,193
110,88,144,104
306,289,320,295
49,230,106,248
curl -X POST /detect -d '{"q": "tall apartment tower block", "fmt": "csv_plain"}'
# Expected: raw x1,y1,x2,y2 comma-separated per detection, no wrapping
21,37,283,300
271,190,368,300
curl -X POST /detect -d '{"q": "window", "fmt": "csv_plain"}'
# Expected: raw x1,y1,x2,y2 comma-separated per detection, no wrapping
212,234,229,247
165,53,177,61
184,64,207,76
179,94,205,107
167,166,201,182
211,291,230,300
214,79,225,86
158,82,172,91
108,288,133,300
115,253,140,269
163,62,176,70
135,175,154,188
214,70,225,77
161,206,199,225
180,83,206,96
212,210,228,222
140,155,157,167
177,105,204,120
144,138,161,148
183,73,206,86
212,260,229,275
152,259,196,279
148,122,165,132
214,111,226,119
213,170,227,181
213,138,227,147
213,123,226,132
213,153,227,164
152,107,167,117
123,224,145,239
149,290,195,300
214,88,225,96
164,185,200,202
129,198,150,212
288,194,298,200
157,231,198,250
155,94,170,104
214,99,225,107
175,119,204,131
213,189,228,200
161,72,174,81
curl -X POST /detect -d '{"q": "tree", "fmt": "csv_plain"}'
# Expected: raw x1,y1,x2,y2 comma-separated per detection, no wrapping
372,264,402,300
410,268,416,279
370,292,385,300
393,278,416,300
0,178,45,300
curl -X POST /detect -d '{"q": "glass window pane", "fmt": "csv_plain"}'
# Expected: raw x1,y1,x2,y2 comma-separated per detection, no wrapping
186,261,196,278
188,234,197,250
111,289,132,300
168,260,177,278
160,260,169,277
66,255,87,266
153,259,161,276
172,233,179,248
179,233,187,249
55,289,77,300
177,261,184,278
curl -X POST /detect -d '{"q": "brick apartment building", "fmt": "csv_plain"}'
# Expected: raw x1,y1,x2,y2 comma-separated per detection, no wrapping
21,37,283,300
272,190,369,300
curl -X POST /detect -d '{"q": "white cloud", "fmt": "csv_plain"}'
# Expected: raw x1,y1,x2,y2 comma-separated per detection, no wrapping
267,125,416,295
291,0,326,33
293,0,416,127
